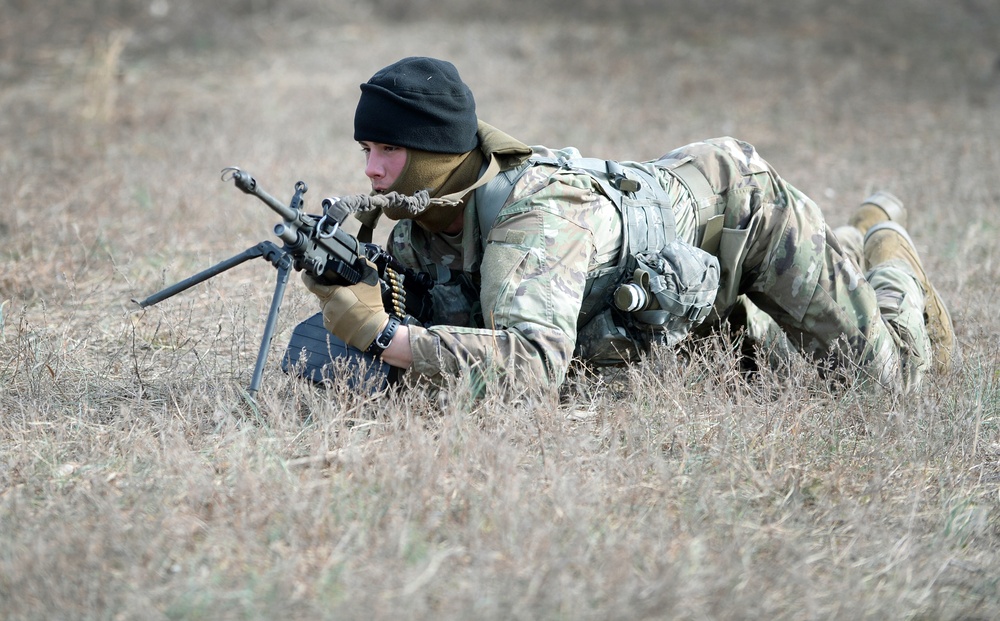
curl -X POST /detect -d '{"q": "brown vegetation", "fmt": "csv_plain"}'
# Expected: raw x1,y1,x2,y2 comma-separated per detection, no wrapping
1,1,999,619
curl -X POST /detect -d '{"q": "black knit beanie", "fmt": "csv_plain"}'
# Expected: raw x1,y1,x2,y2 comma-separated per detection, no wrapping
354,57,479,154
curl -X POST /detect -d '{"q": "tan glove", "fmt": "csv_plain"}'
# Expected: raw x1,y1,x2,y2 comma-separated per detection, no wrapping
301,264,389,352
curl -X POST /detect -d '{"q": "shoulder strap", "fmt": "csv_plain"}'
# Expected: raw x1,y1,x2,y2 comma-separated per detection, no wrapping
441,154,502,204
473,161,532,238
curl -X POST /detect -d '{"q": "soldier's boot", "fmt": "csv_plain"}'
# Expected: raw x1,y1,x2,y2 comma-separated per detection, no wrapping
863,221,956,372
849,191,908,235
836,191,909,270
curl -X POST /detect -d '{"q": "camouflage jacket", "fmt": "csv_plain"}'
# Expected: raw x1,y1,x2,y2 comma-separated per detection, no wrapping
389,144,702,386
378,133,926,394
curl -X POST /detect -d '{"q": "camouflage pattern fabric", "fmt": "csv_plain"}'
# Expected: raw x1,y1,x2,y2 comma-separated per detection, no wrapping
389,136,931,391
391,145,622,385
747,222,931,389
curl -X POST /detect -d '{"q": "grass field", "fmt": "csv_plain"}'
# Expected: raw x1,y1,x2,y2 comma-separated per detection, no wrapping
2,1,999,619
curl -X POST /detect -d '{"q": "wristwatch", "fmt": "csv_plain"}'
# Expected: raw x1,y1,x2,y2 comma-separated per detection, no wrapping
366,314,402,356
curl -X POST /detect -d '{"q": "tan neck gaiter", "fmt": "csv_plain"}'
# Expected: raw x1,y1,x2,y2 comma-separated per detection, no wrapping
381,148,484,232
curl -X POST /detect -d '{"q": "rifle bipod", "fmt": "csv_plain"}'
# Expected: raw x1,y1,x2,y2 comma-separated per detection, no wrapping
132,240,293,401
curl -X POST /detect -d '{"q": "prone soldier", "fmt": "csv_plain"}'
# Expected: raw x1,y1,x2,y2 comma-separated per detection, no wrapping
302,56,956,394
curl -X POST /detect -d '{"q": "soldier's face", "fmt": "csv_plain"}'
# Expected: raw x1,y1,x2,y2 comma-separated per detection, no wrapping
359,141,407,193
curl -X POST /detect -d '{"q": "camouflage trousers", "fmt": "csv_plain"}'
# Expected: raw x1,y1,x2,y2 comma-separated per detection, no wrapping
668,138,930,391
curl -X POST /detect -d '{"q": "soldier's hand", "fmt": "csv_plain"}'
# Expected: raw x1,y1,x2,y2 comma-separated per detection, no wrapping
301,264,389,352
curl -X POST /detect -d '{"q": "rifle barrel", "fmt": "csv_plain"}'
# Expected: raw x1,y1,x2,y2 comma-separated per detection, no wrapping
252,184,298,222
225,167,298,222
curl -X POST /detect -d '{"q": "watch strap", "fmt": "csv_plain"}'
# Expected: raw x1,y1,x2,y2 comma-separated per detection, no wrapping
365,314,402,356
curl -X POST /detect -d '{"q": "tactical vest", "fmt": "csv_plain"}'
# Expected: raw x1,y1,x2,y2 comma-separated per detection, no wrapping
474,155,721,351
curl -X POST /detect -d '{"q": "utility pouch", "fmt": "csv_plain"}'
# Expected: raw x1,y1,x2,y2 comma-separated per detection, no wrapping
574,308,643,366
613,239,720,347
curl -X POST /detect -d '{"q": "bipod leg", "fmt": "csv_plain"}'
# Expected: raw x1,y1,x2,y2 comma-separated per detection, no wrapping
246,252,294,401
132,242,276,308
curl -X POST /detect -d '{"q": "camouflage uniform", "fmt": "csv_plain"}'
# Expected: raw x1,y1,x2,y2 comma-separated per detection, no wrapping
389,136,929,391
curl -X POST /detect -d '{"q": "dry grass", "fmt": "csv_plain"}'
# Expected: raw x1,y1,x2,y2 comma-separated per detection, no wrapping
2,1,999,619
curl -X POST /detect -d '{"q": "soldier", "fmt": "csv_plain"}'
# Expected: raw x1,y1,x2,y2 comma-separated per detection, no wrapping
302,56,955,393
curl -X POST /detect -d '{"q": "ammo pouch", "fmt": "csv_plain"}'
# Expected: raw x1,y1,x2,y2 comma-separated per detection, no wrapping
577,238,719,363
616,239,720,347
575,307,644,366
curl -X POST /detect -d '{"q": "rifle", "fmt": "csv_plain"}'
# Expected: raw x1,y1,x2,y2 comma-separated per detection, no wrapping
132,167,434,399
